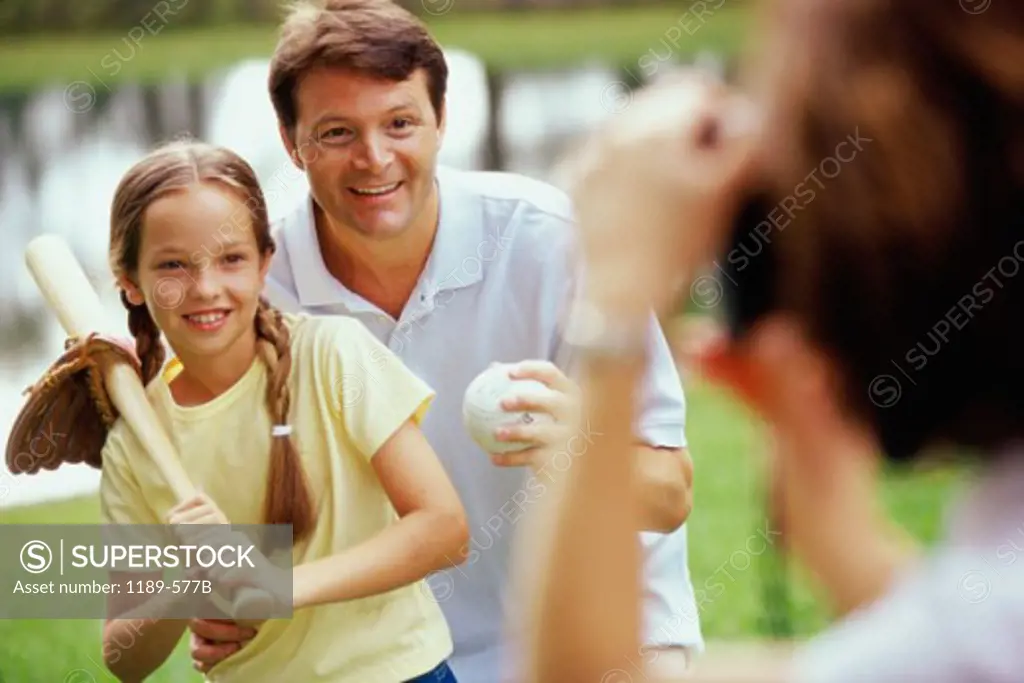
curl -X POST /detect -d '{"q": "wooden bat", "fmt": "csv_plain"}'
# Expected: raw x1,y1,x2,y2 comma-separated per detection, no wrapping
24,234,275,623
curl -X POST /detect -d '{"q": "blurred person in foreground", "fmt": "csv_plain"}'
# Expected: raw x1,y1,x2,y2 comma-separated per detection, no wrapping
513,0,1024,681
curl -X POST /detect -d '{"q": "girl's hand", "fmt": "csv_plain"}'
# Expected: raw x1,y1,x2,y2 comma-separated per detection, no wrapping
206,539,294,614
563,70,758,315
167,492,230,526
167,493,232,552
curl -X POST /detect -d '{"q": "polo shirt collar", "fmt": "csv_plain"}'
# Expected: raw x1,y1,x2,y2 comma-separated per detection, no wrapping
421,165,486,295
285,165,485,310
286,194,350,309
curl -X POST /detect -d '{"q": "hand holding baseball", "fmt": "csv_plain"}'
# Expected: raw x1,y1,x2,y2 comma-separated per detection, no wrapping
463,361,582,471
489,360,582,470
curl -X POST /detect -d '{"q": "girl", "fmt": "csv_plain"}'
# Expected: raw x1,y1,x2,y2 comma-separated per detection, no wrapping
515,1,1024,682
98,139,468,683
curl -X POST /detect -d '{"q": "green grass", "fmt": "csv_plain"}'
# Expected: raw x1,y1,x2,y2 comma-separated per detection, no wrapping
684,381,964,638
0,377,964,681
0,498,198,683
0,4,754,93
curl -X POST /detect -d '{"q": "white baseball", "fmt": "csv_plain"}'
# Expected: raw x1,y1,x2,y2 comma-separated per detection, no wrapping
462,362,556,454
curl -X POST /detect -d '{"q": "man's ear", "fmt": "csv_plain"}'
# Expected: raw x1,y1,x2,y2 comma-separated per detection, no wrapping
436,97,447,145
279,122,304,171
118,276,145,306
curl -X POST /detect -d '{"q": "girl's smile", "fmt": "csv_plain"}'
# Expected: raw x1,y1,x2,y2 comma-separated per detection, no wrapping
182,308,233,333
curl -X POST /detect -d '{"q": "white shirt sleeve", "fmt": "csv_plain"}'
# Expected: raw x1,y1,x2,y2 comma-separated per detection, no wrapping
635,312,688,449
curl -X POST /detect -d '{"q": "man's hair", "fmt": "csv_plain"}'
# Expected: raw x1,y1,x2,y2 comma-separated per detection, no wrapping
268,0,448,136
727,0,1024,463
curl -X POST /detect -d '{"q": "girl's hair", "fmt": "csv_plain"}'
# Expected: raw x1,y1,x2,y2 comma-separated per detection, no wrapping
109,140,318,543
726,0,1024,462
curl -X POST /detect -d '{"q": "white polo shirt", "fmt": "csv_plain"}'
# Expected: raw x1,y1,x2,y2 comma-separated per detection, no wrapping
265,165,703,683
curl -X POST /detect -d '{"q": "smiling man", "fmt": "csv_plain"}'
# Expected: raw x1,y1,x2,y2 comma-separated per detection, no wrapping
185,0,703,680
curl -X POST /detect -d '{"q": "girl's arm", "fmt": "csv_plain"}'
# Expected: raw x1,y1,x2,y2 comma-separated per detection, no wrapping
102,571,189,682
102,496,237,682
97,433,192,682
292,418,469,610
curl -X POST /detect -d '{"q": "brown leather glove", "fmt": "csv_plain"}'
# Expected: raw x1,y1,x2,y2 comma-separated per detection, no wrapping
5,333,141,475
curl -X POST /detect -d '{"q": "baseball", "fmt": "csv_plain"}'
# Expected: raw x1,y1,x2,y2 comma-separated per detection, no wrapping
462,362,556,454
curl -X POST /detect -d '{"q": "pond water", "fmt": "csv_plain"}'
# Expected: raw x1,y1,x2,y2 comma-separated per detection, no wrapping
0,48,721,508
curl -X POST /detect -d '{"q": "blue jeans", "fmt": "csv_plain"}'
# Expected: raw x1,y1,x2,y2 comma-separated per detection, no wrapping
404,660,458,682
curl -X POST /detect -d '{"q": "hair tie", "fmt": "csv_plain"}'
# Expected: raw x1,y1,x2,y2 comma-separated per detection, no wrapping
271,424,293,438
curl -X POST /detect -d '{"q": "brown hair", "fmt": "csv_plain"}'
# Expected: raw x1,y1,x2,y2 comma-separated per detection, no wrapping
268,0,448,137
109,140,318,543
726,0,1024,462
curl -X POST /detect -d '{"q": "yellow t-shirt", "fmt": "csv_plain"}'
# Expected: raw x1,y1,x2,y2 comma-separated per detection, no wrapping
98,313,453,682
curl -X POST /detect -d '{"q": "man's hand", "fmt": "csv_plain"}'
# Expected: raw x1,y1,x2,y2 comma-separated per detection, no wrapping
489,360,693,531
188,618,256,674
488,360,583,470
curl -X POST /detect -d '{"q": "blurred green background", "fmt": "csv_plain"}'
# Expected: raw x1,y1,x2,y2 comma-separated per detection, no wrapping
0,2,964,681
0,1,754,91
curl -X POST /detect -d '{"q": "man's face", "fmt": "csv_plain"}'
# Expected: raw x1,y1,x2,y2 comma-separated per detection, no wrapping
285,66,444,241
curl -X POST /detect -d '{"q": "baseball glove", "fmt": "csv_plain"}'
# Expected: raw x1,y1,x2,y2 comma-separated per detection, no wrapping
5,333,141,475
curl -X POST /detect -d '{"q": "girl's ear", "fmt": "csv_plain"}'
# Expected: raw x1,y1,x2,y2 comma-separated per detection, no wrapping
118,276,145,306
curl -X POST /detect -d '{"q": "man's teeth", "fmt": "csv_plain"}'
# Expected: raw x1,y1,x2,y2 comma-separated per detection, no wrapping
187,312,225,324
351,183,399,196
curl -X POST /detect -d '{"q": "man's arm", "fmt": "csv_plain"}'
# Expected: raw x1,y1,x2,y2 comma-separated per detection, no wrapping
491,361,694,533
634,444,693,532
619,310,695,533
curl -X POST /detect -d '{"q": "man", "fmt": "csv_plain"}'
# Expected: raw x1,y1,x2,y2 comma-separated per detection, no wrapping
187,0,703,679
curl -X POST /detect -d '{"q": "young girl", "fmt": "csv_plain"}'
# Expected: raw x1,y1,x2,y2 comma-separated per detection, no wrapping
98,139,468,683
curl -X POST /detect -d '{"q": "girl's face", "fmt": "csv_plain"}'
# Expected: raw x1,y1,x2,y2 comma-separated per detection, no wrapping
122,182,270,365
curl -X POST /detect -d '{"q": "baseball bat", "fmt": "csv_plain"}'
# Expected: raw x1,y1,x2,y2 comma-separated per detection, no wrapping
23,234,275,623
